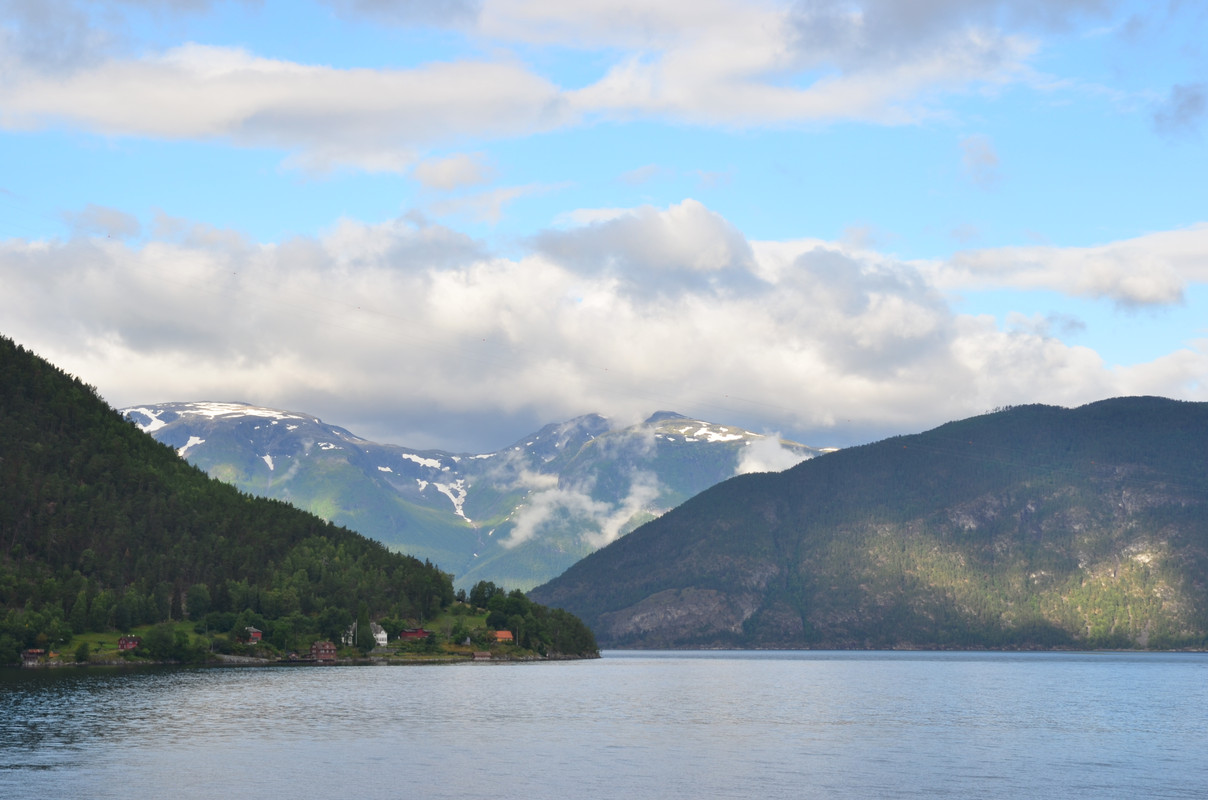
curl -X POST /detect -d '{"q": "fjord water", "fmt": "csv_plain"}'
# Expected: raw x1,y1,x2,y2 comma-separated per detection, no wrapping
3,651,1206,799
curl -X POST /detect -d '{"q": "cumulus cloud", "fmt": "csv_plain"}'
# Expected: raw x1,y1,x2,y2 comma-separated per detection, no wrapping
533,199,757,293
4,200,1208,454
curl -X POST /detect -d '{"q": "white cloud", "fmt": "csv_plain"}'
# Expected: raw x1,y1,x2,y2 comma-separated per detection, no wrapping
736,436,812,475
932,224,1208,307
535,199,755,280
4,200,1207,454
0,0,1125,171
0,44,569,173
504,470,662,550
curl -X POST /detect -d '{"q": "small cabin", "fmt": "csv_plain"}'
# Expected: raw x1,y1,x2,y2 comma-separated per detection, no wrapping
117,635,141,651
245,627,263,643
492,630,514,644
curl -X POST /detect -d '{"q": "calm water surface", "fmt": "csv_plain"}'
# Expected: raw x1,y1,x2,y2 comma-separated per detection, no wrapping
2,650,1206,798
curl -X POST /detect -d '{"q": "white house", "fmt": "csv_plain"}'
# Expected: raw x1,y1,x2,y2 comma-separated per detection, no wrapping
343,620,389,648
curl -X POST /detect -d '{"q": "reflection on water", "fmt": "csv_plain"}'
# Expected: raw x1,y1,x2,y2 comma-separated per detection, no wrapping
3,652,1207,799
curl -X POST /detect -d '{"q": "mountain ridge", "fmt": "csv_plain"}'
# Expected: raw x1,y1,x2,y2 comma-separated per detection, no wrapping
530,397,1208,650
122,400,824,589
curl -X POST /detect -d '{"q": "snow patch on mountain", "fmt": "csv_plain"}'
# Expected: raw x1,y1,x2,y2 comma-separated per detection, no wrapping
402,453,442,469
181,402,307,422
262,454,274,470
694,425,745,443
124,410,170,435
434,480,470,522
177,436,205,456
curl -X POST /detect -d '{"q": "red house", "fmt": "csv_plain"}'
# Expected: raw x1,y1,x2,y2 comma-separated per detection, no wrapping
398,628,431,641
310,641,337,662
118,635,141,651
492,630,514,644
245,627,263,643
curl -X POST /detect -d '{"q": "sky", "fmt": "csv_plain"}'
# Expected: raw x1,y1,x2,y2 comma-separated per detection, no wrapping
2,0,1206,453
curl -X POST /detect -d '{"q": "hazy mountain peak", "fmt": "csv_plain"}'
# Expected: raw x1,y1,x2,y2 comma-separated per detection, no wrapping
122,401,823,590
644,410,688,424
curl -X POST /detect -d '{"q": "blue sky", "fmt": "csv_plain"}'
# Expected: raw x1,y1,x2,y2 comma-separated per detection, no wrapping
2,0,1206,451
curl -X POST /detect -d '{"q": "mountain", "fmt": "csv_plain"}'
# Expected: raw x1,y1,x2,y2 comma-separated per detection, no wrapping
121,402,823,589
0,335,453,654
530,398,1208,650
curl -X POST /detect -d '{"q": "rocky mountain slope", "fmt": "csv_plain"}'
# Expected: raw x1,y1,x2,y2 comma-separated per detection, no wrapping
530,398,1208,650
122,402,822,589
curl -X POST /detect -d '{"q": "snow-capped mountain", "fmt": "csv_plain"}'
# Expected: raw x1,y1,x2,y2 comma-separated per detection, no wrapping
122,401,826,589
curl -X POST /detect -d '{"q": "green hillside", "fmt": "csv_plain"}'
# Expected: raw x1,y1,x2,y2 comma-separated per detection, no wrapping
531,398,1208,650
0,335,594,662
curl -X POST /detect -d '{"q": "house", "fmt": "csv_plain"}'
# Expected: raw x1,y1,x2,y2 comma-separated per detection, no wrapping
492,630,514,644
343,621,389,647
473,651,492,661
21,649,45,666
245,627,262,643
398,627,431,641
117,635,141,651
310,641,337,662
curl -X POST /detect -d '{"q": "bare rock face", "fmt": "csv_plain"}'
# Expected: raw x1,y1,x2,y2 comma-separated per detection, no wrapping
598,588,761,645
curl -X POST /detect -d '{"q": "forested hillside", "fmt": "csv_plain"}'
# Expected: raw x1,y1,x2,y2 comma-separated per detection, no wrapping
0,335,456,660
531,398,1208,650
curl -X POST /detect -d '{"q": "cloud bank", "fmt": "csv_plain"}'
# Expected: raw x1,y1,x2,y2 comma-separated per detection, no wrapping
4,199,1207,452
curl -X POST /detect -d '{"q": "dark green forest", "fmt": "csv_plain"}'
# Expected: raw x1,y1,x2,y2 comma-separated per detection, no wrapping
0,335,595,663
